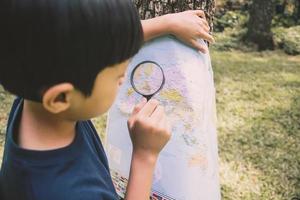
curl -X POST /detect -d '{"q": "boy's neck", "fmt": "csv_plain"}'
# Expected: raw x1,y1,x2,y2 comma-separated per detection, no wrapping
18,100,77,151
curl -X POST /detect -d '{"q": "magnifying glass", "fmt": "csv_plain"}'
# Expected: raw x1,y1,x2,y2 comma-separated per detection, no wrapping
130,61,165,101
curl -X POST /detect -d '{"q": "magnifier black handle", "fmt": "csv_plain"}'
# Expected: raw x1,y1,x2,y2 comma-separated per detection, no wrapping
144,95,153,101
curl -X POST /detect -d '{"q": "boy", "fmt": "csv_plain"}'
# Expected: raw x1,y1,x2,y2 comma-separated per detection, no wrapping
0,0,171,199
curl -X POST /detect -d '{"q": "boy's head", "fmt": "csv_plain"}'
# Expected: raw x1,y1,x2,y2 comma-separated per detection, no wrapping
0,0,143,119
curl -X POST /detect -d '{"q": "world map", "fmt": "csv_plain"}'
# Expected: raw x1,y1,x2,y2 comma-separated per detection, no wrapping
106,36,220,200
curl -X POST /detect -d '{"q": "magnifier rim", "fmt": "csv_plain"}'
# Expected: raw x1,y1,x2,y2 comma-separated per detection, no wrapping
130,60,165,97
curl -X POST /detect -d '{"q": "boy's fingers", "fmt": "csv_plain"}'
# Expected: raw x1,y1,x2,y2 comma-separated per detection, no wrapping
191,40,207,54
198,17,209,28
204,26,210,33
193,10,206,19
128,98,147,129
208,34,215,44
150,105,164,123
161,115,171,133
132,97,147,115
138,99,159,117
198,21,210,33
158,115,171,140
198,31,215,44
203,21,210,32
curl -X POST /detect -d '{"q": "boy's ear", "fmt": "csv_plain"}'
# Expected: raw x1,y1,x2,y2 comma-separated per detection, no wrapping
42,83,74,114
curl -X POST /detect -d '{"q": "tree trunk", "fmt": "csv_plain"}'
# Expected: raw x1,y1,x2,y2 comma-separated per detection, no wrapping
295,0,300,21
133,0,216,31
245,0,275,50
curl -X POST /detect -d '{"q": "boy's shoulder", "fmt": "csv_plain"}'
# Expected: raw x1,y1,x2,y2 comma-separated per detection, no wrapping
0,98,118,200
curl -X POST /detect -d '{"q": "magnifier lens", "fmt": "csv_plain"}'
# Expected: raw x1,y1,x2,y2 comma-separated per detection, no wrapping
132,62,164,96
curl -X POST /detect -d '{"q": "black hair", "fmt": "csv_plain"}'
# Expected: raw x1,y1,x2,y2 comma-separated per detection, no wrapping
0,0,143,101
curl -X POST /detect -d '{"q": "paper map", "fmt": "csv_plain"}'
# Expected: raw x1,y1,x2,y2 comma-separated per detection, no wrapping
106,36,220,200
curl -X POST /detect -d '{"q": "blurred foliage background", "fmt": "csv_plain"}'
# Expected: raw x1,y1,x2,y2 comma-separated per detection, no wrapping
214,0,300,54
0,1,299,199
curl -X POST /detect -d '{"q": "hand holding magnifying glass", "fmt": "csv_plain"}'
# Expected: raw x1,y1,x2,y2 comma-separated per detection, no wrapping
130,61,165,101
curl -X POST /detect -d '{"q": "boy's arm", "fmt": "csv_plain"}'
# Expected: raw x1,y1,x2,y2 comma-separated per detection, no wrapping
124,98,171,200
141,16,171,42
124,153,157,199
142,10,215,53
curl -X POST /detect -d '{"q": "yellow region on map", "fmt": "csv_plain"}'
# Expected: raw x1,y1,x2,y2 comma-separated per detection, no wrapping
160,89,183,103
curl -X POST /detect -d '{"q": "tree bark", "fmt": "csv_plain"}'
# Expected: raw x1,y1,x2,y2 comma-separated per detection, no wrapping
245,0,276,50
295,0,300,21
133,0,216,31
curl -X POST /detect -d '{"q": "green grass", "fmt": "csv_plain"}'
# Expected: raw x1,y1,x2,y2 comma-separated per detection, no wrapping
0,50,299,199
0,88,14,159
211,50,300,199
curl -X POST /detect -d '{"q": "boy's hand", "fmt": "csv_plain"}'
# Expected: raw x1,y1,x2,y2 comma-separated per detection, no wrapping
125,98,171,200
127,98,171,162
166,10,215,53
